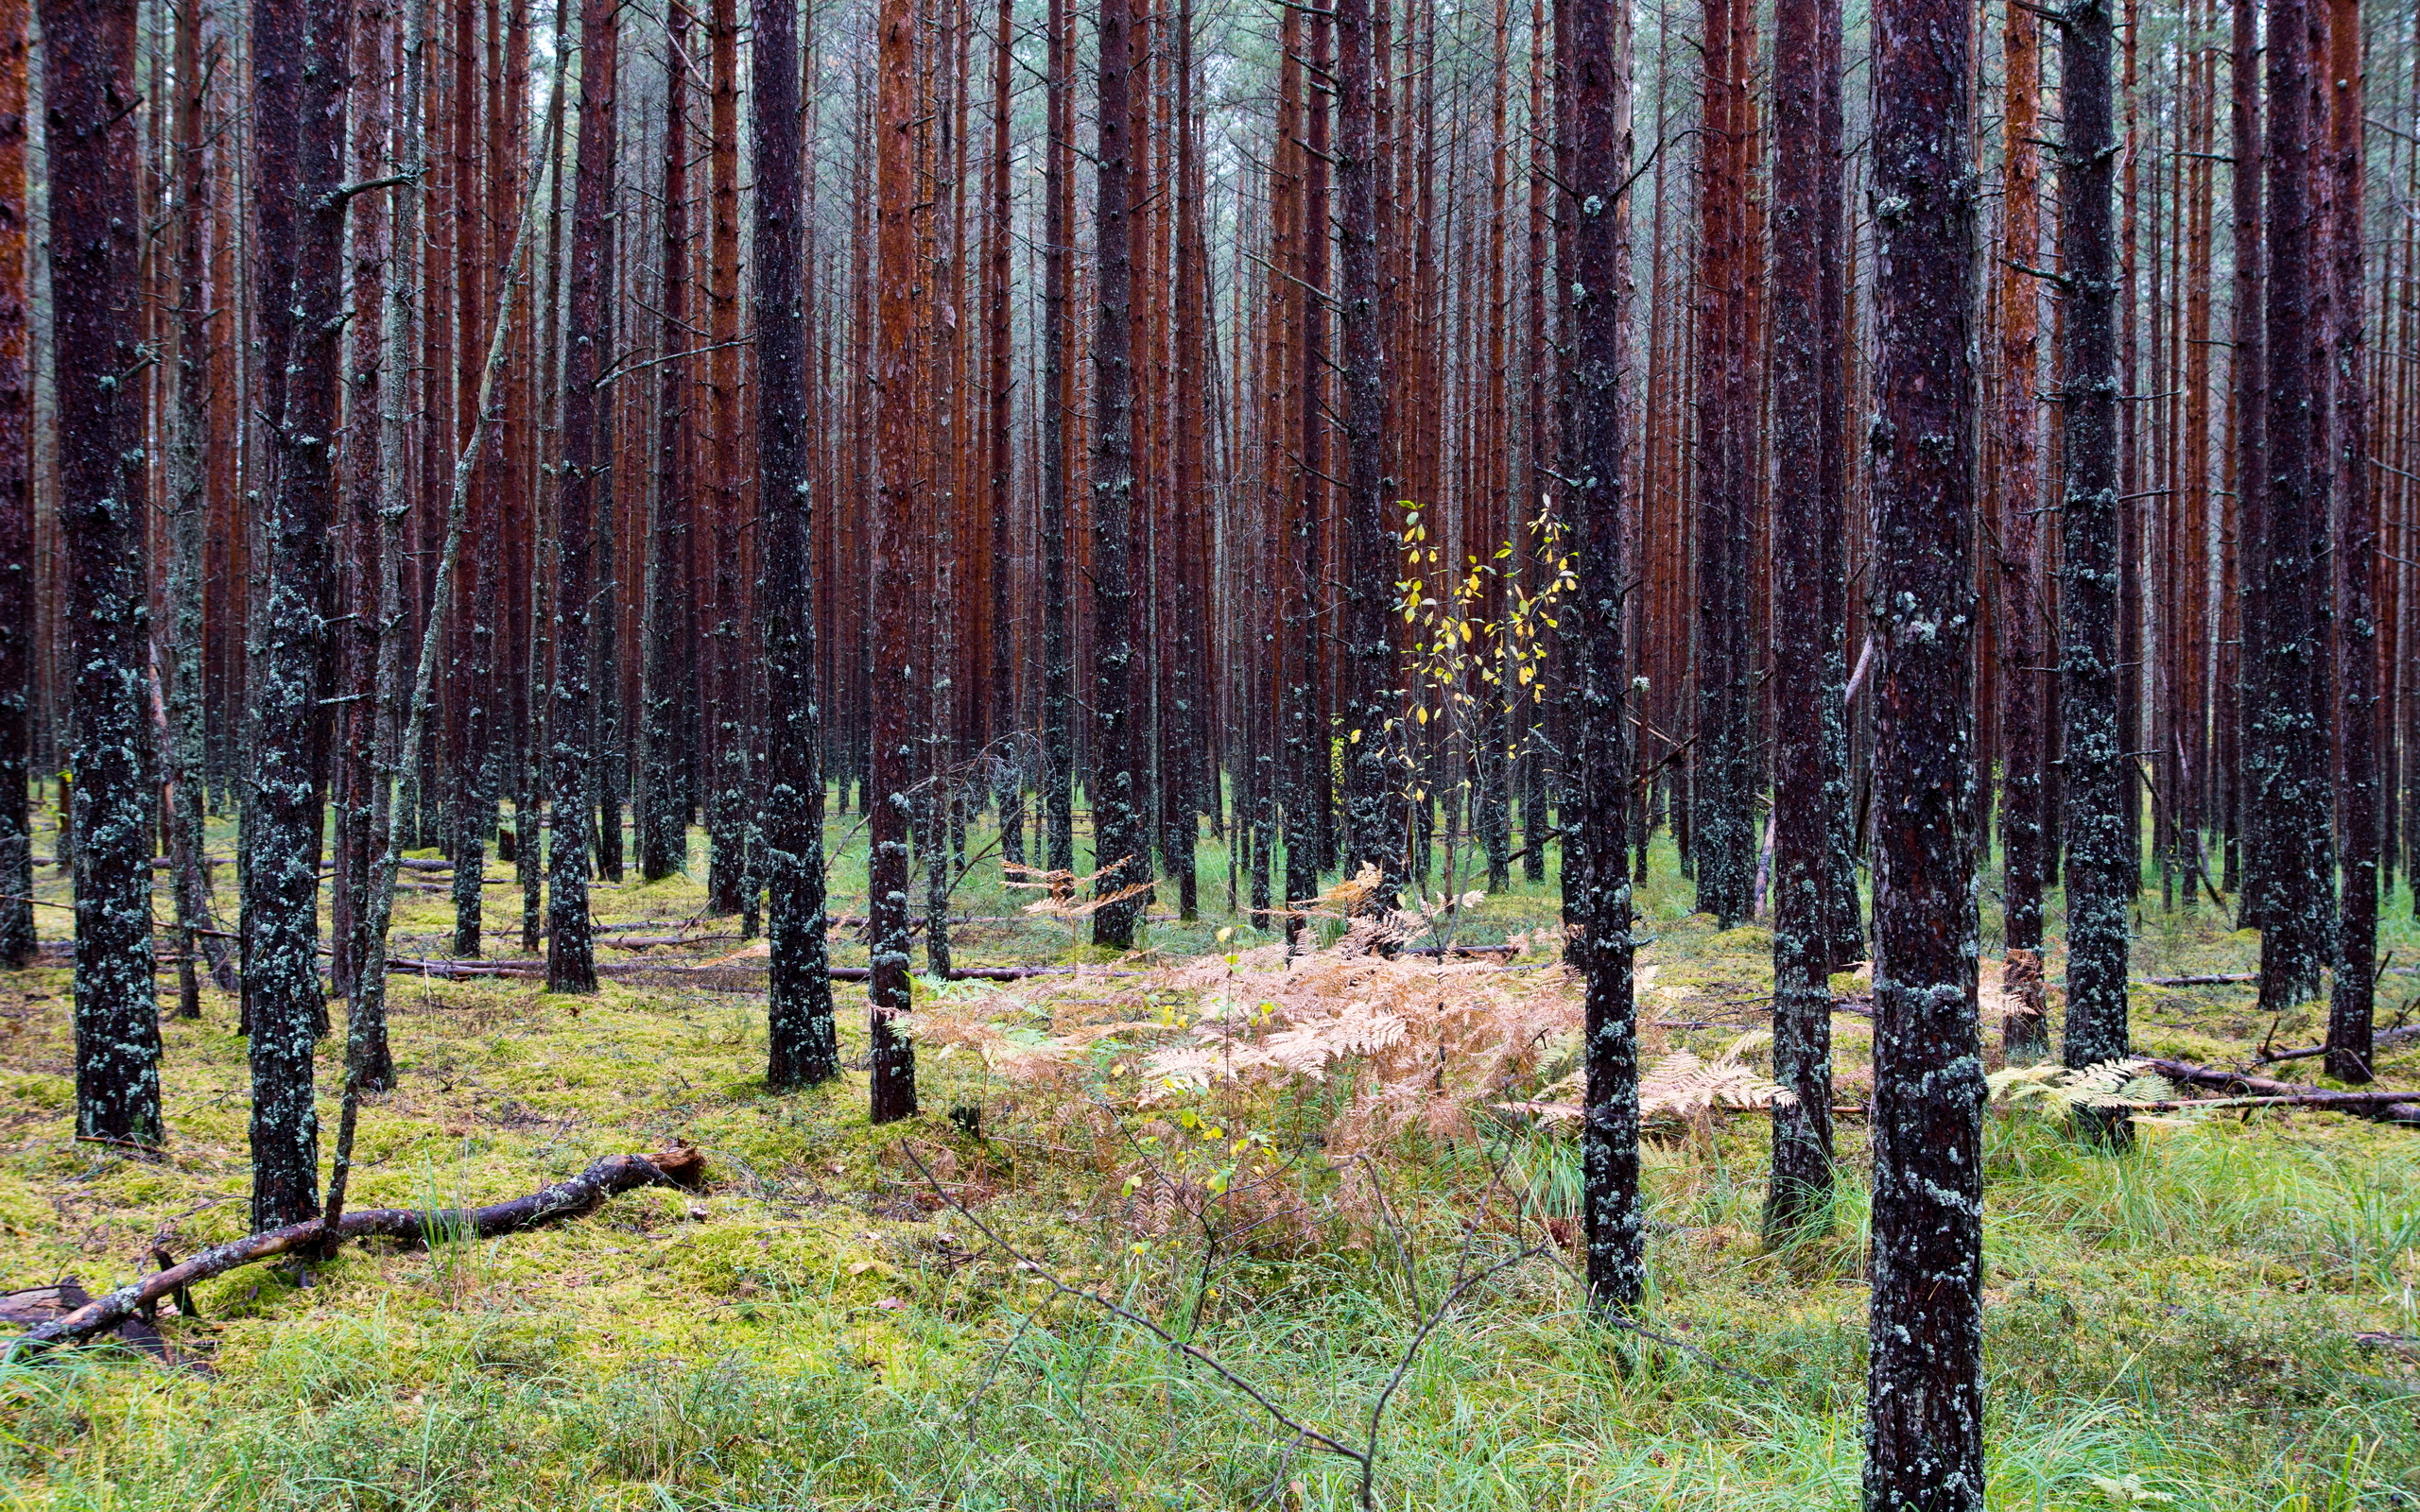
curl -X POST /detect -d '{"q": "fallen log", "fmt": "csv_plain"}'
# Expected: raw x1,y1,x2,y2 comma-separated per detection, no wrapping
8,1147,704,1354
2256,1022,2420,1066
2142,1058,2420,1125
2140,972,2259,987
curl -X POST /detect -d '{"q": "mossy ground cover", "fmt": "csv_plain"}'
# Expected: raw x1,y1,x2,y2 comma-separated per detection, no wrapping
0,799,2417,1508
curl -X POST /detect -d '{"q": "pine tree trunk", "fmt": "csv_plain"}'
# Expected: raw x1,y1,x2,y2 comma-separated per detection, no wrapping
1089,0,1145,951
1994,0,2050,1062
547,0,614,995
44,0,164,1151
1336,0,1396,903
2250,0,2334,1014
755,0,837,1090
868,0,920,1123
0,0,34,972
245,0,350,1226
1560,0,1643,1315
1039,0,1075,875
1765,0,1839,1237
2057,0,2133,1125
1862,0,1985,1491
638,8,692,885
2323,0,2374,1080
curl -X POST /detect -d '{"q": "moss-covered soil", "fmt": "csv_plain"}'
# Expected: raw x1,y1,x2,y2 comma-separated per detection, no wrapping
0,801,2416,1509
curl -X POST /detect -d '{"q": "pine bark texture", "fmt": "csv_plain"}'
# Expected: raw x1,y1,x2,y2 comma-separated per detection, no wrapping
2057,0,2134,1108
45,0,163,1151
2250,0,2336,1014
246,0,350,1226
0,0,31,971
1559,0,1643,1315
868,0,919,1123
1765,0,1839,1236
547,0,616,995
1088,0,1145,951
2323,0,2374,1081
1862,0,1986,1495
754,0,836,1090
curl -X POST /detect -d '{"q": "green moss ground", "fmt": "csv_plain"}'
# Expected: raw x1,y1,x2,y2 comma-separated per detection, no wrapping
0,796,2416,1508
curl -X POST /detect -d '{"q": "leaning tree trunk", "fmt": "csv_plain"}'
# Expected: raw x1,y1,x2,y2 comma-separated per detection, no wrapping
1863,0,1986,1497
1764,0,1840,1238
0,0,33,971
1087,0,1146,951
867,0,920,1124
43,0,163,1151
1559,0,1642,1317
2057,0,2133,1143
2322,0,2374,1082
754,0,837,1091
2249,0,2334,1016
547,0,615,995
246,0,349,1228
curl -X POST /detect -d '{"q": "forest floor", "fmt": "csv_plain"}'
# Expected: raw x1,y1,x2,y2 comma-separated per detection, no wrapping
1,802,2418,1509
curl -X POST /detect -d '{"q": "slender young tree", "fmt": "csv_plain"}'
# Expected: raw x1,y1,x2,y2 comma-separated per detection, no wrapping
1089,0,1146,950
1765,0,1840,1235
1862,0,1986,1495
868,0,920,1123
755,0,836,1089
245,0,350,1227
547,0,615,994
2056,0,2133,1132
2324,0,2375,1081
1561,0,1643,1315
44,0,164,1150
0,0,32,971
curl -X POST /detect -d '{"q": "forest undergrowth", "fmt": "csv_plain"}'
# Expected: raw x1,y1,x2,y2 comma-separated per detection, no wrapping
1,800,2417,1509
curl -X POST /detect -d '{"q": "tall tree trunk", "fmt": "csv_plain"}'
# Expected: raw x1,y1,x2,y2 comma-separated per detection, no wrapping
638,8,692,884
245,0,349,1228
547,0,614,995
1862,0,1985,1494
1765,0,1839,1237
2324,0,2374,1080
2226,0,2263,918
755,0,836,1089
2057,0,2132,1132
1690,0,1754,927
1336,0,1396,903
1089,0,1145,950
2250,0,2334,1014
1994,0,2049,1062
868,0,919,1123
0,0,34,971
1039,0,1073,874
44,0,164,1150
1560,0,1643,1315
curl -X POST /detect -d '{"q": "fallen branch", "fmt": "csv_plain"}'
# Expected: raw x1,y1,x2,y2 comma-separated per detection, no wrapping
8,1147,704,1354
2142,1058,2420,1125
2140,972,2259,987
